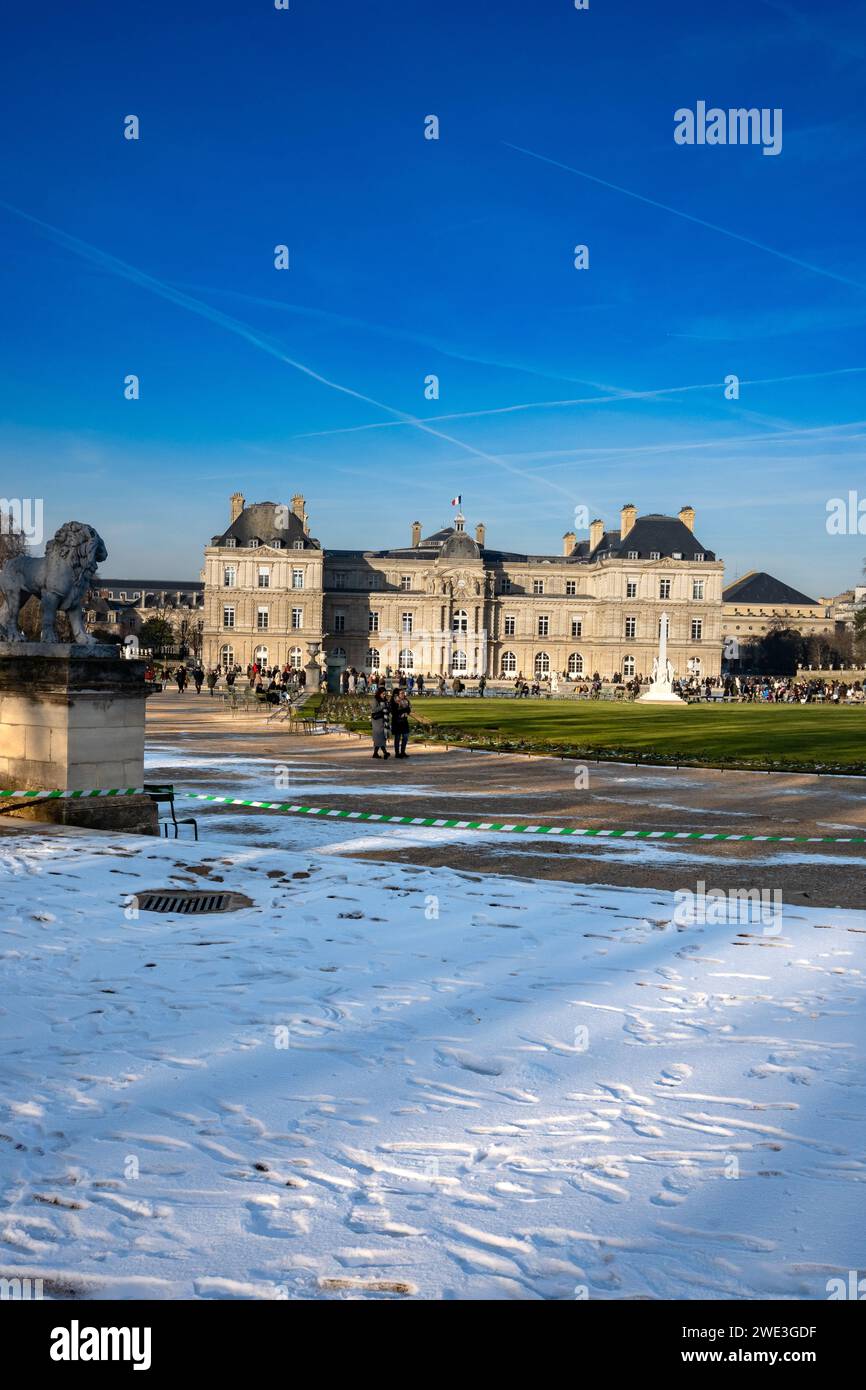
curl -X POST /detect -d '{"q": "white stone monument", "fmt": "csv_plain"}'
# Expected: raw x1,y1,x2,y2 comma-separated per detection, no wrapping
638,611,686,705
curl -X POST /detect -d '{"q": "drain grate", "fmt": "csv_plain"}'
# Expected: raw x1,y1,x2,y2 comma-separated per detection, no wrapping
133,889,251,915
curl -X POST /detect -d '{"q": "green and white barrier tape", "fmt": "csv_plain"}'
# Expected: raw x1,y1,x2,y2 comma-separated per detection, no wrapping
0,788,145,800
178,793,866,845
2,786,863,846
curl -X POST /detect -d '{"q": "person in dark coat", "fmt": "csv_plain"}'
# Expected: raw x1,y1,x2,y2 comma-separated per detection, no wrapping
192,664,205,694
371,687,390,758
391,690,411,757
175,665,187,694
206,668,219,696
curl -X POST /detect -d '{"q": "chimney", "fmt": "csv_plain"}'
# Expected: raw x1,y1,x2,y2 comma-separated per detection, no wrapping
230,492,245,523
411,520,422,547
620,503,637,540
589,518,604,552
679,504,695,532
291,493,309,534
562,531,576,557
475,522,486,547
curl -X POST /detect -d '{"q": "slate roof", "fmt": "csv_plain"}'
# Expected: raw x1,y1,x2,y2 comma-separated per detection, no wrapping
211,501,320,549
723,571,818,606
590,515,715,561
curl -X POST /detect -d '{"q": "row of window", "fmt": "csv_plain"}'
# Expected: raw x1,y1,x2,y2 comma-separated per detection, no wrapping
223,566,305,589
506,615,705,640
217,644,705,679
222,539,307,550
223,573,709,598
326,572,708,596
224,608,703,640
223,607,305,630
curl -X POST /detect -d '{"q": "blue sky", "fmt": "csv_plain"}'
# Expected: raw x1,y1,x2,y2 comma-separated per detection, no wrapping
0,0,864,593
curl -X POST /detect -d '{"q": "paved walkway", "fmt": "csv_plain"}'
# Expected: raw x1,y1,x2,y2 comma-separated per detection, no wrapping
140,691,866,908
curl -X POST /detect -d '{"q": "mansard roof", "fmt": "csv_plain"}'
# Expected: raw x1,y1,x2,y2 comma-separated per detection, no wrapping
723,571,818,606
211,501,320,549
591,515,715,561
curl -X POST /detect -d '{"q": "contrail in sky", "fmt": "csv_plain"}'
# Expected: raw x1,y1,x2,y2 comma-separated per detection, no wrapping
504,142,866,293
0,198,577,502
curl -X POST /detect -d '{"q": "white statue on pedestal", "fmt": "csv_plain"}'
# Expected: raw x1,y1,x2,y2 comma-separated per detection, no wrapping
639,611,686,705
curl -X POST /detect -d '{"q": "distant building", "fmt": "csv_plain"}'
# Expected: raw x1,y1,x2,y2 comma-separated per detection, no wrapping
202,493,725,680
85,579,204,646
822,584,866,632
722,571,832,643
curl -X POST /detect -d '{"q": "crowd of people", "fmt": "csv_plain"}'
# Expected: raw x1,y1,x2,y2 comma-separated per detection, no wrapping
146,659,310,704
144,658,866,724
709,674,865,704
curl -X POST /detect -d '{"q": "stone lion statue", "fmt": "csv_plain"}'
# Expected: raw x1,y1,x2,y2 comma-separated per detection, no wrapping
0,521,108,644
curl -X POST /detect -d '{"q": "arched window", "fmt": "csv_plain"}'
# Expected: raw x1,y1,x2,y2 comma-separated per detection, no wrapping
254,645,269,666
398,648,414,670
501,650,517,675
288,646,303,670
534,651,550,676
622,654,635,677
567,652,583,676
452,609,468,633
219,644,234,670
452,648,467,671
331,646,347,660
366,647,380,670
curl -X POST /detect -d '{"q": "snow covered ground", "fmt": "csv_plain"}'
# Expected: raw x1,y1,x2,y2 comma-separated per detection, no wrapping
1,823,865,1300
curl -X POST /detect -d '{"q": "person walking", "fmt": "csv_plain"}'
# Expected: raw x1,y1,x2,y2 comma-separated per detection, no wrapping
391,689,411,758
192,664,205,694
206,668,219,696
371,686,390,759
175,665,187,694
478,675,487,698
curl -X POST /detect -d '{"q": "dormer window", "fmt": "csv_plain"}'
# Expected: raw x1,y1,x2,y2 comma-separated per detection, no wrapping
650,550,661,560
672,551,683,560
293,540,304,550
249,538,259,548
627,550,639,560
225,537,237,548
693,552,705,561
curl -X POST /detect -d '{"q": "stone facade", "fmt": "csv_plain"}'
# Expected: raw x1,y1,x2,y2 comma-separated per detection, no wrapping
202,496,725,682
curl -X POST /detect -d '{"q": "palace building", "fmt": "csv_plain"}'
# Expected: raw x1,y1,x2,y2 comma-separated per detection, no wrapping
201,494,725,683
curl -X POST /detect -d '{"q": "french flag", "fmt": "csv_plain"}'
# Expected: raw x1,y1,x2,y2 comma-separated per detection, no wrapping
450,495,462,506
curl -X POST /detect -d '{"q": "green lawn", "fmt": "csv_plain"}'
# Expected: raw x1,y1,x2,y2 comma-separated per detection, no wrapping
405,697,866,772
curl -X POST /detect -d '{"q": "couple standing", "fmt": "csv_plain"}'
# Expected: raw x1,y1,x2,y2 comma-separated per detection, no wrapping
371,687,411,759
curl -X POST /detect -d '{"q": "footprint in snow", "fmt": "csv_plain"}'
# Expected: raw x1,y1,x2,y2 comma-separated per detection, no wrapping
656,1063,693,1089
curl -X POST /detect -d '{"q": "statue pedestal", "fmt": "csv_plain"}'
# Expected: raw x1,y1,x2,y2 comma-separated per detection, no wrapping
303,661,322,692
638,681,686,705
0,645,157,833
